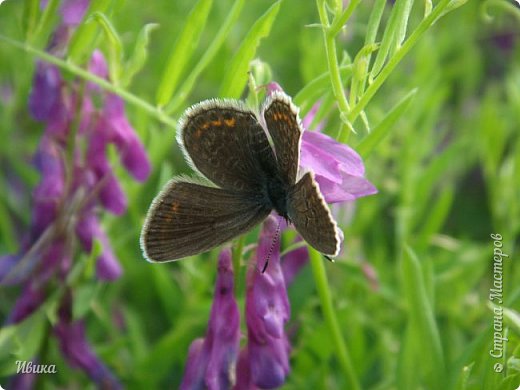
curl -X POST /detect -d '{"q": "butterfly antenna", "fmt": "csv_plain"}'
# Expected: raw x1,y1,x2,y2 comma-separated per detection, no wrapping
261,219,282,274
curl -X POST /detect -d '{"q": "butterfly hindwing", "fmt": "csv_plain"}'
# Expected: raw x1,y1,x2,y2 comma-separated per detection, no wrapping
262,92,303,186
287,172,342,257
140,180,271,262
178,100,277,192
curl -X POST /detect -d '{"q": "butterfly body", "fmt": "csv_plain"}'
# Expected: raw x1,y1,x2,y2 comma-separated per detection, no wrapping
140,92,342,262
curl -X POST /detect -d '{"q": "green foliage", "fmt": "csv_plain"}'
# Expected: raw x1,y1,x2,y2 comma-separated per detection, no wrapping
0,0,519,389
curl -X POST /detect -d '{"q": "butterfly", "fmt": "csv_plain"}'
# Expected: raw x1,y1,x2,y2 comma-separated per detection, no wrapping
140,92,342,262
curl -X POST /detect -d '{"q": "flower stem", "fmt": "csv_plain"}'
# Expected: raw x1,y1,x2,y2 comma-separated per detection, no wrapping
316,0,353,135
347,0,451,122
308,248,360,390
0,34,178,129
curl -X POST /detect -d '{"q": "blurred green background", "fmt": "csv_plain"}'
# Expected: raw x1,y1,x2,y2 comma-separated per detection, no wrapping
0,0,519,388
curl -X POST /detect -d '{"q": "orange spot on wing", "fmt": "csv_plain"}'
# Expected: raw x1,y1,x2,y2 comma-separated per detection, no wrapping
211,119,222,126
224,118,236,127
171,201,180,213
195,128,202,138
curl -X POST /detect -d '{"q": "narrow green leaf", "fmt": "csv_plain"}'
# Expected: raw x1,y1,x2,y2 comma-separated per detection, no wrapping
23,0,40,41
123,23,158,87
152,266,181,323
415,185,455,250
31,0,61,48
68,0,112,64
156,0,214,107
309,247,361,390
390,0,414,57
90,12,123,84
349,43,378,107
402,245,446,389
365,0,386,46
356,88,416,159
167,0,245,113
329,0,362,37
454,363,474,390
219,1,281,98
503,307,520,335
369,0,401,80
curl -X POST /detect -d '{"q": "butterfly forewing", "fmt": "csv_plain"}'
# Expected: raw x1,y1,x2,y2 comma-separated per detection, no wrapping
140,180,271,262
262,92,303,186
178,101,277,192
287,172,341,256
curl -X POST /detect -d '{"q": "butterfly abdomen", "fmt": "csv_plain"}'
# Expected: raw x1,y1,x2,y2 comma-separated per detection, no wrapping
265,174,289,220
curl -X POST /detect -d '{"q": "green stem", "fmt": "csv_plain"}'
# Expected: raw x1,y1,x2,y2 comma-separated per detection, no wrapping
309,248,360,390
347,0,451,123
0,34,177,129
329,0,362,37
316,0,352,133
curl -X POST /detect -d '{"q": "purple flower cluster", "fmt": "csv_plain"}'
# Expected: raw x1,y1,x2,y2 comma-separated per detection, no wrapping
0,0,150,387
236,216,291,389
180,85,376,389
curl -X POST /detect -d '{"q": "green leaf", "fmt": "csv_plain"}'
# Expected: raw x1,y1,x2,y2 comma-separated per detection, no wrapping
167,0,246,113
122,23,158,87
356,88,416,159
349,43,379,107
390,0,414,58
23,0,40,41
401,246,446,389
68,0,113,65
90,12,123,85
454,363,474,390
31,0,61,49
73,283,100,319
219,1,281,98
156,0,214,107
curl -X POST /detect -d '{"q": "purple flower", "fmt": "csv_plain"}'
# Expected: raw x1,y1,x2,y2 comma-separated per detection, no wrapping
7,283,46,324
75,212,122,280
99,94,151,182
265,82,376,204
281,238,308,285
181,248,241,390
60,0,90,26
29,62,62,122
300,130,377,203
239,216,291,389
55,291,122,389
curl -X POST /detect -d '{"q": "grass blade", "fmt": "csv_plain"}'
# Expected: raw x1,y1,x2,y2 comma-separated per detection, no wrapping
356,88,416,159
401,245,446,389
219,1,281,98
156,0,213,107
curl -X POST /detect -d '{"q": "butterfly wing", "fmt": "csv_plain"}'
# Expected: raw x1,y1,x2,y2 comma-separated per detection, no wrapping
287,172,342,257
177,100,277,192
262,91,303,186
140,180,271,262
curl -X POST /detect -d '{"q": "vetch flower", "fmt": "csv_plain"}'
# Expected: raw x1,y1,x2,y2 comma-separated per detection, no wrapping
265,82,377,204
180,248,241,390
300,130,377,203
54,290,122,389
239,216,291,389
1,6,150,387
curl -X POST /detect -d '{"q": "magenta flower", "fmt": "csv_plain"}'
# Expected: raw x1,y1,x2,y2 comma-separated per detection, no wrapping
300,130,377,203
1,2,150,386
265,82,377,205
238,216,291,389
54,291,122,389
180,249,241,390
28,62,62,122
